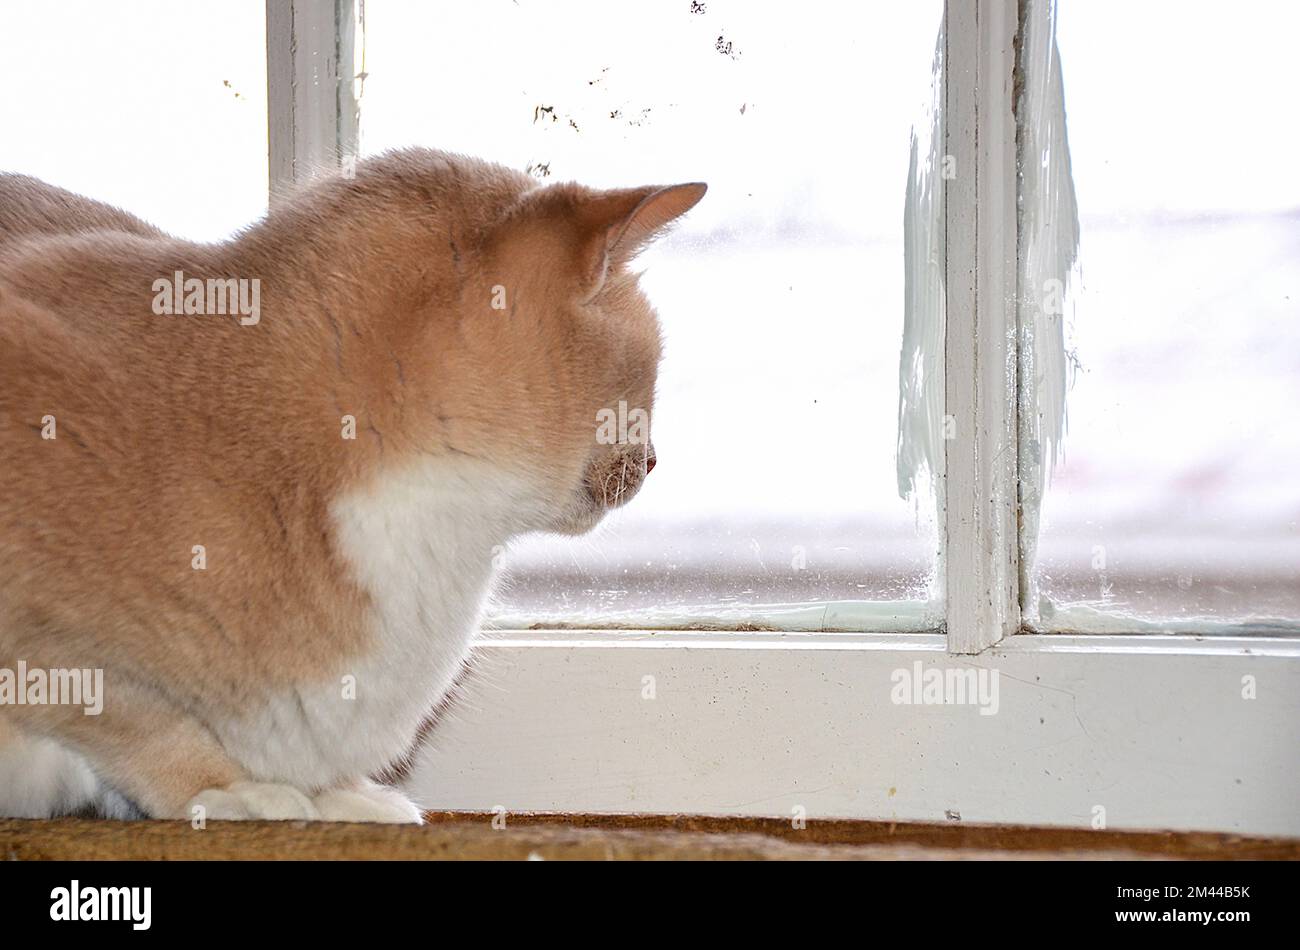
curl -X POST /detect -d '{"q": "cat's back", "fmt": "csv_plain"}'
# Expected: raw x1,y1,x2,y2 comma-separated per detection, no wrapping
0,173,165,248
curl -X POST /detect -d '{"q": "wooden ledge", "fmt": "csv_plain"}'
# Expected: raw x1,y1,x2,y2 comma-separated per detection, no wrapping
2,813,1296,861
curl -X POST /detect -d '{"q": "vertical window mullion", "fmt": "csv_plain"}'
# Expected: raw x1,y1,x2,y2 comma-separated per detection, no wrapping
942,0,1021,654
266,0,360,200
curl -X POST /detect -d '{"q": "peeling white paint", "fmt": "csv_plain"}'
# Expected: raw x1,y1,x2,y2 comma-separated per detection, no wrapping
896,22,946,615
898,3,1078,632
1016,0,1080,623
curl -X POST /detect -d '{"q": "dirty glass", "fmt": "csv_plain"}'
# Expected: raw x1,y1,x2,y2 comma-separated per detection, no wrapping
1021,0,1300,633
361,1,945,629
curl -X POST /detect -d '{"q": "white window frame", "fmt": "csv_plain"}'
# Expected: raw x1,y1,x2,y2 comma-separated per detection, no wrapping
266,0,360,196
265,0,1300,835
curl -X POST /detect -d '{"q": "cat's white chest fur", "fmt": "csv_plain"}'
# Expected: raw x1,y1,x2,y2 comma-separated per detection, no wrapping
214,459,523,790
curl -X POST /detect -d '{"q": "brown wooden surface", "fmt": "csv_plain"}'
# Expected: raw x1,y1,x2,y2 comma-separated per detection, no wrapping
432,812,1300,859
1,813,1296,861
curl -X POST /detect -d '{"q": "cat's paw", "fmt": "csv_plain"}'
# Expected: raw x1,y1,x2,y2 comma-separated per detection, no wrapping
313,779,423,824
185,781,320,821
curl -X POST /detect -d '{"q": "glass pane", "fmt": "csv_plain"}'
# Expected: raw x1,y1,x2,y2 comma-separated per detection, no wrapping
1023,0,1300,632
0,0,267,240
361,0,944,630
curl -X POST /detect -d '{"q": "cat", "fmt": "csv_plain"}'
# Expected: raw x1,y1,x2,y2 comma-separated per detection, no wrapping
0,150,704,821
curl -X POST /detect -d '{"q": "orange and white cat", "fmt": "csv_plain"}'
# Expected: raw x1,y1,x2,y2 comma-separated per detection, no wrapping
0,150,704,821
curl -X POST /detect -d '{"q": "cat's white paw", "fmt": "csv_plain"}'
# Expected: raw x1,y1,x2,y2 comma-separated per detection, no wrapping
313,780,423,824
185,781,320,820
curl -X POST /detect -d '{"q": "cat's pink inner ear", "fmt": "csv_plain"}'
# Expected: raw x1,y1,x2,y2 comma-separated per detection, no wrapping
574,182,707,292
607,182,708,263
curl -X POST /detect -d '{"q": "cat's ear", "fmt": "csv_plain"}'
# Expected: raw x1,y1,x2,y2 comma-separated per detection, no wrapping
502,181,705,297
596,182,708,270
551,182,707,295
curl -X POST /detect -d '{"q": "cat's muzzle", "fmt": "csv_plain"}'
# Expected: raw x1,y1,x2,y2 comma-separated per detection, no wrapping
585,440,656,510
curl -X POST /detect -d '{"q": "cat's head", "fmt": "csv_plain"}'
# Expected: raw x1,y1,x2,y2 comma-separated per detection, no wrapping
470,176,707,536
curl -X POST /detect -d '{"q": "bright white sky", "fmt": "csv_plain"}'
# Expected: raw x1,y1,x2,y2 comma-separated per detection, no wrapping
5,1,1297,239
1056,0,1300,218
0,0,268,240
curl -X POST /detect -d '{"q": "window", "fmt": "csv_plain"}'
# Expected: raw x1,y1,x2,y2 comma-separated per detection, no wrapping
360,0,946,631
1025,0,1300,632
12,0,1294,834
383,0,1295,833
